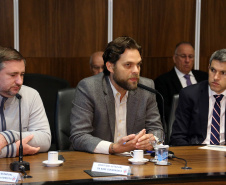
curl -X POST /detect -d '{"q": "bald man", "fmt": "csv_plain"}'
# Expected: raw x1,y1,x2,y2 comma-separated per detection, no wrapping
154,42,208,123
90,51,104,75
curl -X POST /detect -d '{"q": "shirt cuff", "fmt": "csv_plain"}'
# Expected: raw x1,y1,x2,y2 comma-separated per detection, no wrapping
0,143,16,158
93,141,112,154
1,131,16,145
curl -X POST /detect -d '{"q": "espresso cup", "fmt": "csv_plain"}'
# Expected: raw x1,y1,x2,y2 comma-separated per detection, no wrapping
48,151,58,163
130,150,144,161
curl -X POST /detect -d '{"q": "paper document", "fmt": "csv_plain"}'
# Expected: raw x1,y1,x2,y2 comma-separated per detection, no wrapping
199,145,226,151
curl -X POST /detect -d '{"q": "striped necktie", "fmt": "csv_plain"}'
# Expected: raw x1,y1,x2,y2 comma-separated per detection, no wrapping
0,97,8,131
210,94,224,145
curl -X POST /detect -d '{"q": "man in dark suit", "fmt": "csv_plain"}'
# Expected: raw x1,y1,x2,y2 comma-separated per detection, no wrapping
154,42,208,122
70,36,163,154
170,49,226,145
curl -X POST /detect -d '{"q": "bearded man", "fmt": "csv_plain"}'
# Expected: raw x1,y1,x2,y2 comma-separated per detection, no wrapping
70,36,163,154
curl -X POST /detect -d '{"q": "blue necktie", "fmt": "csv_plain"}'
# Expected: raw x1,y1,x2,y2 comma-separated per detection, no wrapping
0,97,8,131
184,74,192,86
210,94,224,145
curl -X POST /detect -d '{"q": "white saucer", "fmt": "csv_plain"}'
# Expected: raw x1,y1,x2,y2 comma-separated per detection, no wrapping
118,152,150,157
42,160,64,167
128,158,149,165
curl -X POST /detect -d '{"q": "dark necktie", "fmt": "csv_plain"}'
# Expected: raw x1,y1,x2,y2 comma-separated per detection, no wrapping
210,94,224,145
184,74,192,86
0,97,8,131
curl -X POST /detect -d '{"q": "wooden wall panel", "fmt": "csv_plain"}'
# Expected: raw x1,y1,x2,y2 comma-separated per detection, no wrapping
25,57,92,87
19,0,108,86
20,0,107,57
2,0,226,86
19,0,108,57
141,57,175,81
0,0,14,47
200,0,226,72
113,0,196,80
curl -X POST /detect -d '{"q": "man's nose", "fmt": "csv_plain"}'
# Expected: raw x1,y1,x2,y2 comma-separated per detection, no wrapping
98,68,103,73
214,72,221,80
16,76,23,85
185,56,191,62
132,65,140,73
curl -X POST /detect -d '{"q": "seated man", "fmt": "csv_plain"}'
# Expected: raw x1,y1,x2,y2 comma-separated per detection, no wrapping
70,36,163,154
89,51,104,75
154,42,208,122
0,46,51,158
170,49,226,145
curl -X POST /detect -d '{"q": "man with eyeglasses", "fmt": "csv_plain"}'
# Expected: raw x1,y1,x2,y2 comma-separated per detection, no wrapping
89,51,104,75
154,42,208,123
170,49,226,145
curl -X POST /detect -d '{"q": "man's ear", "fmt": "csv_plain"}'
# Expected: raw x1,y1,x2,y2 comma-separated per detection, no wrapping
173,55,176,64
106,62,114,73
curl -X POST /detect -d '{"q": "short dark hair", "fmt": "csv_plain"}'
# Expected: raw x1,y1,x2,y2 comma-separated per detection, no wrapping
175,41,194,54
0,46,26,70
209,49,226,65
102,36,141,76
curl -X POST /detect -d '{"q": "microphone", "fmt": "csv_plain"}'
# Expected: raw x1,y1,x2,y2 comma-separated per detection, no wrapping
168,151,175,159
137,83,167,142
167,151,192,170
10,93,30,174
150,150,192,169
137,83,159,94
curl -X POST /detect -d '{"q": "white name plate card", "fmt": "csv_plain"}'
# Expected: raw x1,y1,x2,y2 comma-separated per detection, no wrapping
0,171,21,183
91,162,131,176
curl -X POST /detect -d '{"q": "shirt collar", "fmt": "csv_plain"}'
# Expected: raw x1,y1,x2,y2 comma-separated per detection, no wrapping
208,86,226,98
174,66,194,79
108,77,128,99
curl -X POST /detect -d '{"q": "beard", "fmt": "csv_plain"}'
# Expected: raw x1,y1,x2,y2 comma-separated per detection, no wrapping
4,85,21,97
112,71,139,91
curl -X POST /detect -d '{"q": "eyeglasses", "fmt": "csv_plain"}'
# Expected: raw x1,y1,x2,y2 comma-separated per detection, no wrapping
92,65,104,70
175,54,194,59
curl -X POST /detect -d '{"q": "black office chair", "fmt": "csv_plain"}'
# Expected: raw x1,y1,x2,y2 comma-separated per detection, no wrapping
167,94,179,143
23,73,70,150
55,88,75,150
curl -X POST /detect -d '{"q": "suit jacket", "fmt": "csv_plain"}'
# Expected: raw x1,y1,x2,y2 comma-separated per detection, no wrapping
154,68,208,122
170,80,226,145
70,73,163,153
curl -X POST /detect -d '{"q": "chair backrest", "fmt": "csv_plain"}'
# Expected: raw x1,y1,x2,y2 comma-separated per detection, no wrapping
23,73,70,150
167,94,179,143
55,88,75,150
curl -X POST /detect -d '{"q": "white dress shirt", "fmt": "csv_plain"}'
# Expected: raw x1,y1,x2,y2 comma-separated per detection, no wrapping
94,78,128,154
174,67,197,88
202,87,226,144
112,84,128,143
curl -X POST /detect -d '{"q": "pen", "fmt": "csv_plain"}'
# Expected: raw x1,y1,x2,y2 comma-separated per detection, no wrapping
123,131,144,145
123,140,129,145
145,150,155,154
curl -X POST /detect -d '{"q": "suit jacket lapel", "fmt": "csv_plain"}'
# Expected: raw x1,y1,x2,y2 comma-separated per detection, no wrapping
103,76,115,139
198,81,209,140
225,105,226,141
126,90,139,134
170,68,183,92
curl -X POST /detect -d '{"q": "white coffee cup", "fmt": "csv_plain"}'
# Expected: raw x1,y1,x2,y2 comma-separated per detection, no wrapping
48,151,58,163
130,150,144,161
